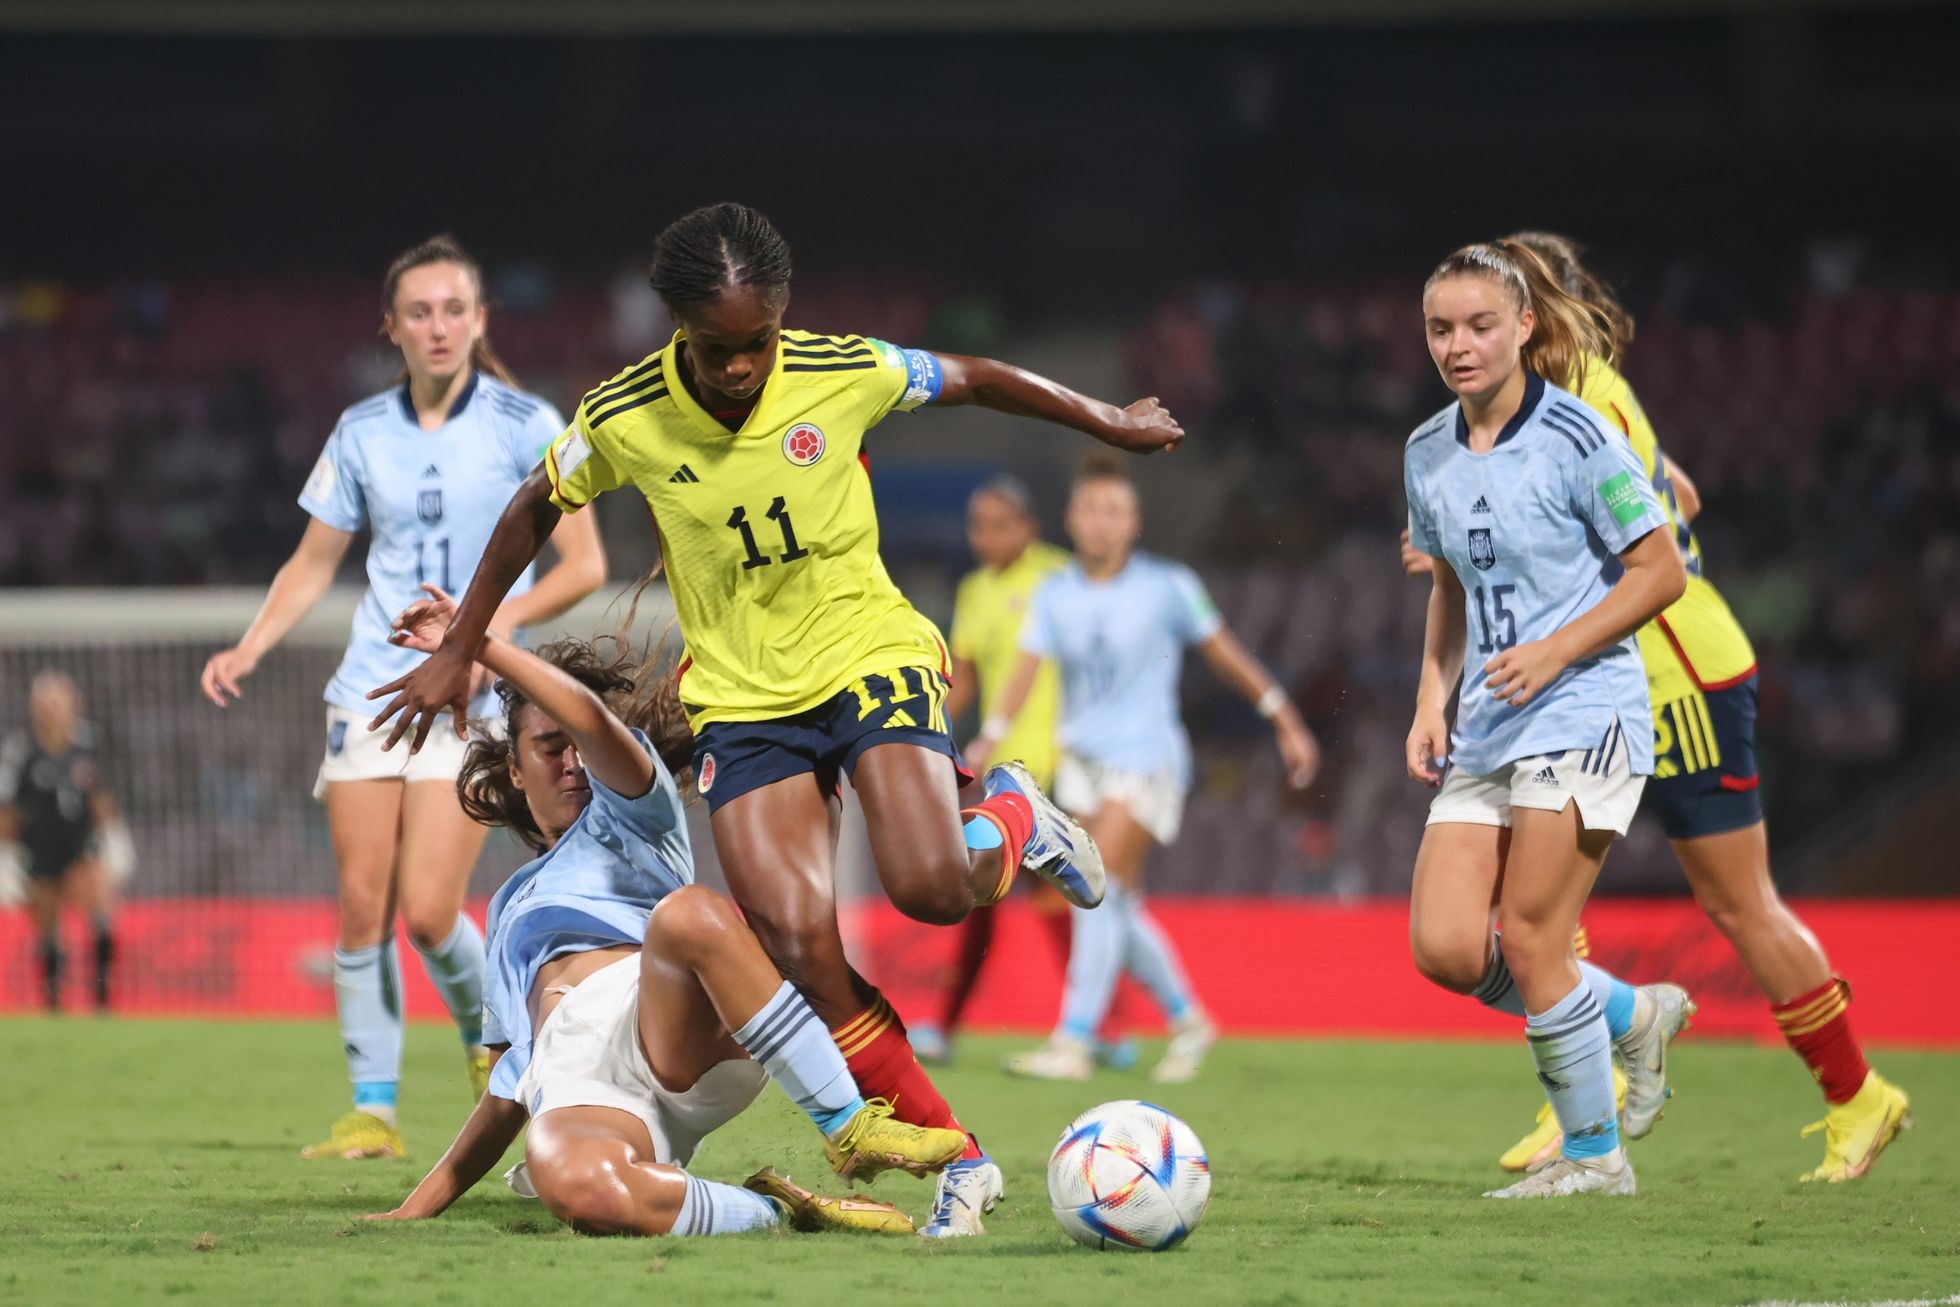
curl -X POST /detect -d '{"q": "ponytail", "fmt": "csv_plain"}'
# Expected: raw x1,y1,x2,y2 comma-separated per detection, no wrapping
1425,241,1618,390
1504,230,1635,362
380,233,519,386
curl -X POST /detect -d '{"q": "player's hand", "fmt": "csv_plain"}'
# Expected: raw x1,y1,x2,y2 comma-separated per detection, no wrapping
199,646,259,707
1276,719,1320,789
361,1207,427,1222
367,645,472,753
1398,528,1434,578
388,583,459,654
1405,708,1449,787
1105,397,1184,455
1483,638,1568,709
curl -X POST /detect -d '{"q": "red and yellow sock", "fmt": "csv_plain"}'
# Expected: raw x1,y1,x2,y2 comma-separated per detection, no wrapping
832,993,981,1160
1772,977,1870,1105
961,792,1034,905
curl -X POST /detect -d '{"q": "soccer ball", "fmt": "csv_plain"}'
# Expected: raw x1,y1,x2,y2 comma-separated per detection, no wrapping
1047,1100,1211,1251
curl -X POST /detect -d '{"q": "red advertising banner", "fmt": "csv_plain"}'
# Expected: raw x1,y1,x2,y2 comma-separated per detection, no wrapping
5,897,1955,1047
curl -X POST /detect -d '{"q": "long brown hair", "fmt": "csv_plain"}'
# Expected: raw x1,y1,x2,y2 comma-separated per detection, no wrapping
1504,230,1635,362
458,632,693,852
381,233,518,385
1424,240,1618,390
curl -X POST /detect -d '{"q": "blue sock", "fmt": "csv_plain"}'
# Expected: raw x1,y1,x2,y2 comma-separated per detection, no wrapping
335,941,403,1113
1582,961,1637,1041
1526,983,1620,1159
672,1174,781,1236
1475,935,1635,1040
412,914,486,1048
731,982,864,1139
1059,882,1125,1042
1116,887,1195,1022
961,815,1003,850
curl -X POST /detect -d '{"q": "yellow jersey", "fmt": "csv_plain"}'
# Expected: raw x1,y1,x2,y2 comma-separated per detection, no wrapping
950,541,1069,785
545,329,948,729
1572,362,1757,706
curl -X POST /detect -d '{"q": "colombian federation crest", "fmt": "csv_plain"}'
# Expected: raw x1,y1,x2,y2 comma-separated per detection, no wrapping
783,424,826,466
1468,527,1496,571
417,489,444,525
697,752,716,793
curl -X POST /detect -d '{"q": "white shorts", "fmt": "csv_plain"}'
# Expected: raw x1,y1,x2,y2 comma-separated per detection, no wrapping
513,955,767,1169
1426,724,1647,838
1054,752,1188,845
313,705,471,801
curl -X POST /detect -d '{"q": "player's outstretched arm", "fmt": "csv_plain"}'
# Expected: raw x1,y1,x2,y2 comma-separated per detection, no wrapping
199,519,354,706
932,353,1183,455
388,585,656,800
367,468,560,752
963,649,1042,773
1407,564,1465,787
368,1068,527,1221
1195,628,1319,789
1481,526,1686,709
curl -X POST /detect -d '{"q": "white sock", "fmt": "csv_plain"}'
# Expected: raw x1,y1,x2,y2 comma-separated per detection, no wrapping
411,914,486,1047
1525,982,1621,1160
731,982,865,1138
672,1174,781,1236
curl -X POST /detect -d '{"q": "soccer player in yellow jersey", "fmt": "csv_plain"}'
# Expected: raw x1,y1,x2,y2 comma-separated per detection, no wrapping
1403,233,1911,1184
371,202,1184,1237
910,477,1073,1066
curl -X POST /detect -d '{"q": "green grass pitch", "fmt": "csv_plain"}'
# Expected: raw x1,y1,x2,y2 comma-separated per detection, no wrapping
3,1017,1954,1306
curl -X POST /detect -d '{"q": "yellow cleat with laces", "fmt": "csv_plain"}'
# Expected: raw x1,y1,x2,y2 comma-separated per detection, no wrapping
299,1109,404,1161
744,1168,917,1235
1799,1071,1912,1183
822,1098,967,1182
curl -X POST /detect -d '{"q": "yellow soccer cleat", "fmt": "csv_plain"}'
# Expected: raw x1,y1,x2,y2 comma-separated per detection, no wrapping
823,1099,966,1182
299,1109,404,1161
1799,1071,1912,1183
744,1167,916,1235
467,1046,491,1100
1499,1065,1629,1172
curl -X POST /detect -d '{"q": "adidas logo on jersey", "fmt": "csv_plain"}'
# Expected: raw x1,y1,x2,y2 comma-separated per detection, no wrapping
421,464,440,478
669,465,700,484
1471,495,1492,514
1531,766,1559,785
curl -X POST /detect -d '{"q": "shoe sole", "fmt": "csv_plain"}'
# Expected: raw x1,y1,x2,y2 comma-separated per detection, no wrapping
1623,988,1695,1140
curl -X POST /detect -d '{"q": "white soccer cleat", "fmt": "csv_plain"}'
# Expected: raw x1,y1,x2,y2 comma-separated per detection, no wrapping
1151,1012,1218,1084
1483,1148,1636,1199
981,762,1106,909
920,1156,1005,1239
1616,983,1695,1140
1003,1036,1094,1082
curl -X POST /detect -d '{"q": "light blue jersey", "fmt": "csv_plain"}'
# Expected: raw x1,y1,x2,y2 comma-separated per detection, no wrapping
480,729,693,1099
1021,551,1222,784
1404,372,1670,776
298,372,563,713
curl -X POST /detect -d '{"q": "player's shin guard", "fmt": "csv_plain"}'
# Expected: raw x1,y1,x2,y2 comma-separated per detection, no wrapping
961,793,1034,905
335,940,404,1114
1773,978,1870,1105
1525,984,1620,1160
734,981,864,1136
673,1173,781,1235
831,993,973,1155
1115,886,1195,1022
1058,886,1125,1042
411,914,486,1047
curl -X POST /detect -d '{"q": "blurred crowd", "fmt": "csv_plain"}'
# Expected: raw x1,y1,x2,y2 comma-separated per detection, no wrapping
1,242,1955,895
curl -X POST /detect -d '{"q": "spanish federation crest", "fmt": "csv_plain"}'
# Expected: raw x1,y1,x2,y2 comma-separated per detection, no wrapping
417,489,443,525
1468,527,1496,571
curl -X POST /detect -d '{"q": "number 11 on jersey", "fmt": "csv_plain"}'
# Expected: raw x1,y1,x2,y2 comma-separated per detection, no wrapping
727,496,809,570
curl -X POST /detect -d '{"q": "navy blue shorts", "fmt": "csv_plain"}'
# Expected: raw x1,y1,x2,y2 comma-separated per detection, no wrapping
691,665,972,814
1645,674,1764,840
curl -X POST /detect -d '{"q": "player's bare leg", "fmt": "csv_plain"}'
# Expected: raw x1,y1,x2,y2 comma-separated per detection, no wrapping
1674,823,1910,1181
1408,821,1506,996
399,779,494,1095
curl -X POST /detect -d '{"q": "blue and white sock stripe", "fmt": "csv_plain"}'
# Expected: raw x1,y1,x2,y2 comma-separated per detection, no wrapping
738,988,821,1067
1526,992,1605,1044
680,1176,710,1236
1470,946,1519,1012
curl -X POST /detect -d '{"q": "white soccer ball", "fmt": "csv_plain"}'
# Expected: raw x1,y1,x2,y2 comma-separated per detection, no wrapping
1047,1100,1211,1251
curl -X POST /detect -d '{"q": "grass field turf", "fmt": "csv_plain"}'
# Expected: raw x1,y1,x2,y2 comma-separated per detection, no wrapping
2,1018,1952,1307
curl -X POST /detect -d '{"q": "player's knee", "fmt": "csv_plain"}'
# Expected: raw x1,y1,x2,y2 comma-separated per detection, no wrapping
401,907,457,953
644,886,739,966
885,855,972,927
335,888,392,950
1494,920,1564,986
535,1152,659,1236
1410,927,1486,994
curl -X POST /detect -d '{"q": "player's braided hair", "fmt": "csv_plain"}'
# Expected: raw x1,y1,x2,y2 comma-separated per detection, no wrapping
457,631,694,852
648,203,793,316
1505,230,1636,362
380,233,519,386
1425,241,1618,391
